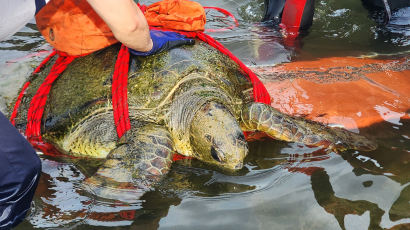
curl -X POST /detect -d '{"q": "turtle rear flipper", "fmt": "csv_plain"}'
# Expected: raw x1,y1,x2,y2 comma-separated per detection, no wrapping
240,103,377,152
84,124,174,202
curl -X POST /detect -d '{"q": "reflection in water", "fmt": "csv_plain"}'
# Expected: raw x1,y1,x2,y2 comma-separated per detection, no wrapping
248,53,409,229
252,57,410,131
17,122,408,230
310,168,384,230
237,0,410,61
248,133,409,230
18,155,257,229
303,1,410,57
374,105,405,126
28,158,90,228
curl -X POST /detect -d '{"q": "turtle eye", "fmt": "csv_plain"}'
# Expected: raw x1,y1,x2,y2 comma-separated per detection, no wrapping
205,134,212,142
210,147,221,162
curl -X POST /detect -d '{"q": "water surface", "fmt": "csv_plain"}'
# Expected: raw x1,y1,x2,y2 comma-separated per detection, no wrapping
0,0,409,229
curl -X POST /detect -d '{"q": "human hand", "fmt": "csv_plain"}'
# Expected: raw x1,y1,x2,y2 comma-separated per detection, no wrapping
129,30,194,56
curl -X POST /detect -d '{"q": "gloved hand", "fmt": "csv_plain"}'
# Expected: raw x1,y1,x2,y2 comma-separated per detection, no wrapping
129,30,195,56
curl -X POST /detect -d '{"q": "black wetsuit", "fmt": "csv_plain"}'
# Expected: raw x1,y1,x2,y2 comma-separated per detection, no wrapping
0,112,41,229
263,0,410,33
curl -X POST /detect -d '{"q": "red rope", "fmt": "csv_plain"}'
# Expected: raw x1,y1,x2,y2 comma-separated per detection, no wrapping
26,54,76,142
9,51,85,157
149,27,271,104
140,3,270,103
33,51,58,73
14,4,269,150
195,32,271,104
112,44,131,138
12,45,131,144
280,0,308,39
203,6,239,32
10,51,57,126
172,153,193,161
10,82,31,126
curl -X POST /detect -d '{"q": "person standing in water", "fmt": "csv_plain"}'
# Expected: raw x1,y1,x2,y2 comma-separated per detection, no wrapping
262,0,410,38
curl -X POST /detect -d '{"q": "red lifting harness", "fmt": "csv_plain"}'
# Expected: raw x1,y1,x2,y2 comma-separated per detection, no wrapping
281,0,308,34
11,6,271,147
10,50,57,127
280,0,312,39
112,45,131,138
170,29,271,104
25,53,77,141
203,6,239,32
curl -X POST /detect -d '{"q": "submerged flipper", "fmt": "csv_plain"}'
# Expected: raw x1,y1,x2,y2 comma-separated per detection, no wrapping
240,103,377,151
85,123,174,202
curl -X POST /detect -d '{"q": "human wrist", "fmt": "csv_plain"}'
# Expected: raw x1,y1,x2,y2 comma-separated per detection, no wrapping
144,38,153,52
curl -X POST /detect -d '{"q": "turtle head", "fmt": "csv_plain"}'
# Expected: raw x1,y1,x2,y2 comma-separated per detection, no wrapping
190,101,248,170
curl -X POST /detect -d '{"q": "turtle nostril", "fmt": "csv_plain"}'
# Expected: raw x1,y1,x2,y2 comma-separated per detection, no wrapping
238,132,245,141
235,162,243,169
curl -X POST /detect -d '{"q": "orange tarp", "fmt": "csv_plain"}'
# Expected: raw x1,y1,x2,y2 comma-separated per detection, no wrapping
144,0,206,31
250,57,410,130
35,0,206,55
35,0,118,56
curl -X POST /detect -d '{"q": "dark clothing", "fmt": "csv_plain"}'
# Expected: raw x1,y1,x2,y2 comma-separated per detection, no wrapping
362,0,410,10
263,0,287,23
362,0,410,23
0,112,41,230
263,0,410,34
35,0,47,14
263,0,315,31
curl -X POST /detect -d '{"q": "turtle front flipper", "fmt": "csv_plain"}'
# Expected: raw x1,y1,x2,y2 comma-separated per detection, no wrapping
85,123,174,202
240,103,377,152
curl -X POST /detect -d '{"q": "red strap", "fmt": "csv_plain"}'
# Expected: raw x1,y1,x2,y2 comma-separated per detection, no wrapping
288,166,323,176
137,3,147,13
112,44,131,138
10,82,31,126
9,51,89,157
26,54,76,141
14,4,268,149
203,6,239,32
10,51,57,126
172,153,193,161
151,27,271,104
280,0,308,39
140,3,269,103
195,32,271,104
13,45,131,143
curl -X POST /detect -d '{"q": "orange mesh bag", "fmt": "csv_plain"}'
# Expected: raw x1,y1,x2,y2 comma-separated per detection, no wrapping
35,0,118,56
144,0,206,31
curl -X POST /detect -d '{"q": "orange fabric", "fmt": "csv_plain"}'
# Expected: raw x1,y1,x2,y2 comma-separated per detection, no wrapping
250,57,410,130
144,0,206,31
35,0,118,56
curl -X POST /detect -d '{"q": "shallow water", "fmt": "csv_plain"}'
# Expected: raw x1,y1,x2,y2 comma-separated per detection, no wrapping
0,0,409,229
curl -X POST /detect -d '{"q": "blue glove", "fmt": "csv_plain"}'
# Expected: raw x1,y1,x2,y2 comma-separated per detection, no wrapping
129,30,195,56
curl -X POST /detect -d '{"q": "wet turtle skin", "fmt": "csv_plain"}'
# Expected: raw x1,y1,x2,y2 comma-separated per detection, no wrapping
13,41,376,195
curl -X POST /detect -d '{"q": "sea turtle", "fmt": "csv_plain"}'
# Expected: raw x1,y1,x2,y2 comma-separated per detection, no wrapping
13,41,376,194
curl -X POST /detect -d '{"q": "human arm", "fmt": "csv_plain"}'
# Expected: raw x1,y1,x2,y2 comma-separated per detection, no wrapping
86,0,153,52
